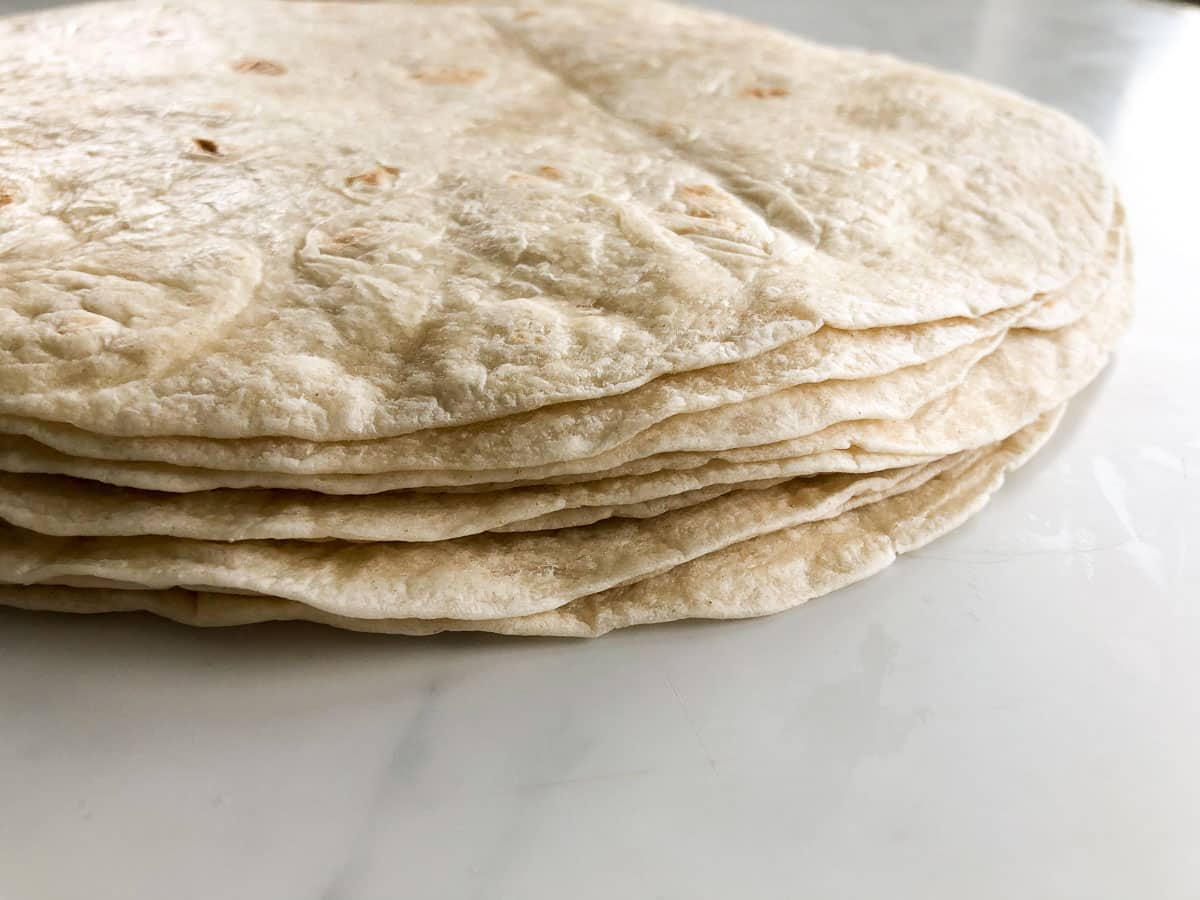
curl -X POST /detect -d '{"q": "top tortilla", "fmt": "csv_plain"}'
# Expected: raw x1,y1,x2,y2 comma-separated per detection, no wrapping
0,0,1112,439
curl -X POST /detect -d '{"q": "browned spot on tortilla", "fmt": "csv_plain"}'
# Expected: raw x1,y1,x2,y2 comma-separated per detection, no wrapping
345,165,400,187
741,85,789,99
681,184,717,197
322,227,378,258
233,58,287,76
192,137,221,155
537,165,564,180
412,67,486,85
686,206,716,219
0,191,14,207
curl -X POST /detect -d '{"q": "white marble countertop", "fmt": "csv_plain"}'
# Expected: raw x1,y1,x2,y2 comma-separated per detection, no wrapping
2,0,1199,897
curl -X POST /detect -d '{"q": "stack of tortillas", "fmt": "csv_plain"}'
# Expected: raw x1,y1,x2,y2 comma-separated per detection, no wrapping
0,0,1130,636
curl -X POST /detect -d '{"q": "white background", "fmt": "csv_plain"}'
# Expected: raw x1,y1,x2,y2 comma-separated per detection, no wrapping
1,0,1198,897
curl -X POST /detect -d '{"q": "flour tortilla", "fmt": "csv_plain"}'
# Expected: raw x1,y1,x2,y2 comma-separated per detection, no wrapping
0,449,942,541
0,297,1033,473
0,406,1060,635
0,211,1123,474
0,447,987,621
0,253,1133,494
0,0,1112,439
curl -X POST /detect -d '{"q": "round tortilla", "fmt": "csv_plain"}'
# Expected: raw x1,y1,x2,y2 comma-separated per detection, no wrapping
0,0,1112,439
